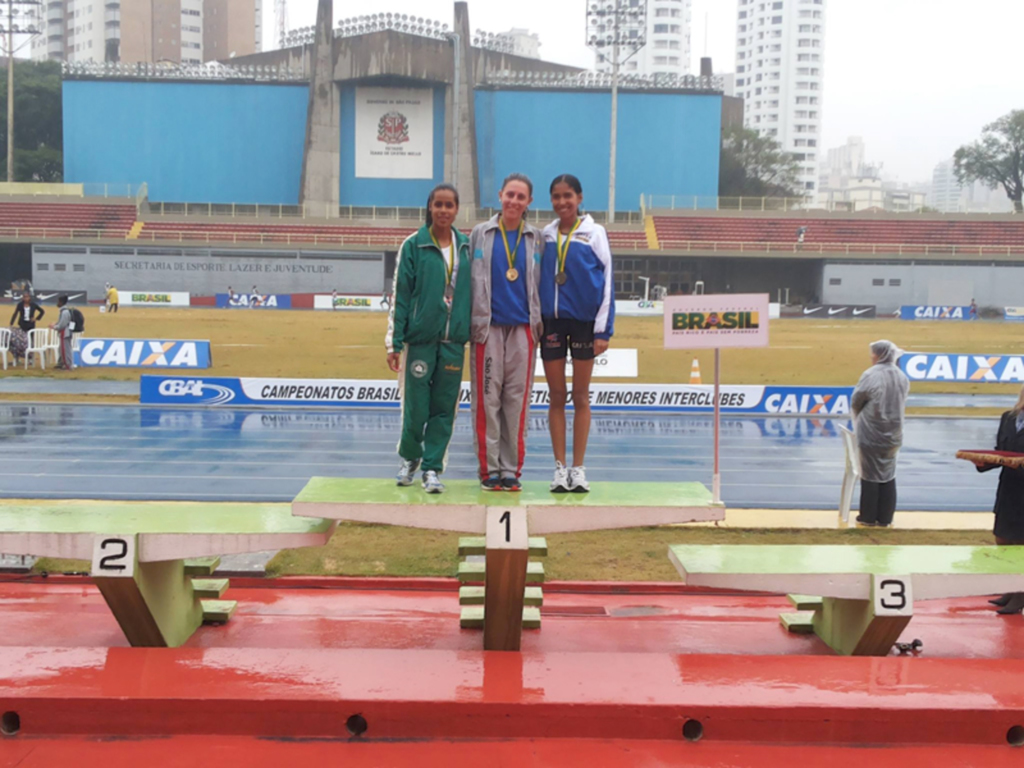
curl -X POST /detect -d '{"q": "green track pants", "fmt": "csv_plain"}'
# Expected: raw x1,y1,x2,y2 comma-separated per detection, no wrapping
398,341,465,473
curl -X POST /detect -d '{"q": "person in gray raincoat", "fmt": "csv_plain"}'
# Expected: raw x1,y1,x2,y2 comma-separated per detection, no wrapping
851,340,909,527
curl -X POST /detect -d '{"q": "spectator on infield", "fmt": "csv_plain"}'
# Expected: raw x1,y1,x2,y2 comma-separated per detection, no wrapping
385,184,471,494
469,173,544,492
540,174,615,493
49,295,75,370
852,340,909,528
10,291,44,333
105,284,119,313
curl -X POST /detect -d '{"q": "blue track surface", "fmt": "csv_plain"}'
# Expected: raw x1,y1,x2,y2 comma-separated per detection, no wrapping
0,403,999,512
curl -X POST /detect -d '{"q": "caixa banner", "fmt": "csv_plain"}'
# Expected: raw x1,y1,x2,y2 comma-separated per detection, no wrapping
216,293,292,309
141,376,853,415
76,339,212,368
899,305,972,320
900,353,1024,382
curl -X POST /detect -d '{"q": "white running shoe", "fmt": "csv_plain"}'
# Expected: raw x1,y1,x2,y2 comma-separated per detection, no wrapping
422,470,445,494
550,461,570,493
396,458,420,486
568,465,590,493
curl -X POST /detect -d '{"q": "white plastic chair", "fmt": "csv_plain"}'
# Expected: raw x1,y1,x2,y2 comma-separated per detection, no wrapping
838,424,861,525
72,332,82,352
0,327,9,371
26,328,48,370
46,328,61,366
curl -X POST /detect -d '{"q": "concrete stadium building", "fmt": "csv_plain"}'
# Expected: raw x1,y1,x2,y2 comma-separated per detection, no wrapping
61,0,732,216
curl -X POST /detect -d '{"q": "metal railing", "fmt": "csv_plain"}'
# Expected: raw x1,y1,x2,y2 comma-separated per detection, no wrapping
645,194,1020,215
142,202,648,226
653,240,1024,256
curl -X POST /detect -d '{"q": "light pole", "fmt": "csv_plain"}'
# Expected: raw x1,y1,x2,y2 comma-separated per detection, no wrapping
0,0,40,182
586,0,646,225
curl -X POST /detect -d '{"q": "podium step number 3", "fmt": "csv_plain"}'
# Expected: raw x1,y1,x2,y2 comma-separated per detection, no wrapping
90,534,236,648
484,507,529,651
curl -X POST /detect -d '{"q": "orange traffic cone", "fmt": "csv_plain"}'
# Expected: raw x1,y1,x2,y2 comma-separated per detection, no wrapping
689,358,702,385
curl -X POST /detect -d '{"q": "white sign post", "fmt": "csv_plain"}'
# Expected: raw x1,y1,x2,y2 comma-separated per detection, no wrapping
663,294,770,504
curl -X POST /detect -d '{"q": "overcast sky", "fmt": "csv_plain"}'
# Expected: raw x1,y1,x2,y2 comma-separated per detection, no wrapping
276,0,1023,185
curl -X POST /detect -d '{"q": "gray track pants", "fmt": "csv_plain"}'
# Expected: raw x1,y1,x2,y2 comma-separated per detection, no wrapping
470,324,536,480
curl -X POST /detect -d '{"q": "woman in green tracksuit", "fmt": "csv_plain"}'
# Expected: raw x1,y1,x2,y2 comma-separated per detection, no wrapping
385,184,471,493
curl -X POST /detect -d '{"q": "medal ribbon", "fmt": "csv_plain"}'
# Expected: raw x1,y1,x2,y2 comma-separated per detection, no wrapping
499,219,524,276
556,218,582,276
430,226,455,287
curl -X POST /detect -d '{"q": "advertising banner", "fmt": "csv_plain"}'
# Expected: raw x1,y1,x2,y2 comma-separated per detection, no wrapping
899,305,971,320
1005,307,1024,322
313,294,387,311
120,291,190,307
534,349,638,379
3,288,87,305
355,86,434,180
782,304,877,319
77,339,212,368
664,293,770,349
141,376,852,415
614,300,663,317
216,293,292,309
900,353,1024,383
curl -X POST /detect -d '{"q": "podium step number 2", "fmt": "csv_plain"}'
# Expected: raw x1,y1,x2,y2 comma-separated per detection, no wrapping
484,507,529,652
90,534,235,648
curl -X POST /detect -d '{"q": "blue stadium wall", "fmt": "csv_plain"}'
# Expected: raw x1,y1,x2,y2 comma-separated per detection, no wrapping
63,81,721,210
474,90,722,210
63,80,308,204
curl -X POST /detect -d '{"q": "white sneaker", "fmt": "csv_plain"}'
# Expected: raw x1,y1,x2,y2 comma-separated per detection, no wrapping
568,465,590,493
422,470,445,494
550,461,570,493
396,458,420,486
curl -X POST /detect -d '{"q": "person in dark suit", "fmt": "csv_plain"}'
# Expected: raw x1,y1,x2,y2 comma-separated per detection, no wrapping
971,386,1024,613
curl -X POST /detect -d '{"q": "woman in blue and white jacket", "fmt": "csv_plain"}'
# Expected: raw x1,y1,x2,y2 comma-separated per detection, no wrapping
540,174,615,493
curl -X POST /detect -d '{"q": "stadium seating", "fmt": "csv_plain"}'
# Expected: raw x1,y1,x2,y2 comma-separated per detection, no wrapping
0,202,136,238
654,216,1024,252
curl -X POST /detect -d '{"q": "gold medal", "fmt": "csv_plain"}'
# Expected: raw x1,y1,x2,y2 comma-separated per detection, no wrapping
444,284,454,301
506,268,519,282
555,271,568,286
499,219,524,285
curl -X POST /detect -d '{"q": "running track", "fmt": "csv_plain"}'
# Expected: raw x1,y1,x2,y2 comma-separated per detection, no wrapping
0,403,1000,512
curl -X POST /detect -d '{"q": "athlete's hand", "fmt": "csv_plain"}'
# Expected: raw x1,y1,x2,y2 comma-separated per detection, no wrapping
387,352,402,372
594,339,609,356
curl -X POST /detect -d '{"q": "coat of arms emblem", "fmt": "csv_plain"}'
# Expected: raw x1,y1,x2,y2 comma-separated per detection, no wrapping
377,111,410,145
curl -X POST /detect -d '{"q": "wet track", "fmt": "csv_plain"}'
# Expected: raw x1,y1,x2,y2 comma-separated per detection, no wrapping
0,403,1000,512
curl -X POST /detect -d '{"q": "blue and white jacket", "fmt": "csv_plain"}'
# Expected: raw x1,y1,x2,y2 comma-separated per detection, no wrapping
540,214,615,340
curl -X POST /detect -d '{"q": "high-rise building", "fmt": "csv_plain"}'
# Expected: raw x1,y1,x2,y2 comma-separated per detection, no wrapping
929,158,1015,213
501,28,540,60
595,0,692,78
734,0,826,198
29,0,261,63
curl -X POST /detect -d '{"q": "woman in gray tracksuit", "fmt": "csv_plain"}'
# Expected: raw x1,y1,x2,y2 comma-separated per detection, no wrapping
469,173,544,491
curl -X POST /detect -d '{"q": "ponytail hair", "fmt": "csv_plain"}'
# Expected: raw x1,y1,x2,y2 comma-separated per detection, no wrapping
549,173,585,217
425,183,460,227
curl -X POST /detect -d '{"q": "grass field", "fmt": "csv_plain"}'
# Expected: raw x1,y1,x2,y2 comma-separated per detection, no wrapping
4,306,1022,400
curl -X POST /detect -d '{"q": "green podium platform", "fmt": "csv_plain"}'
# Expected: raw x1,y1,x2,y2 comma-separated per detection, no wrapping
669,544,1024,656
292,478,721,534
293,478,721,651
0,503,336,648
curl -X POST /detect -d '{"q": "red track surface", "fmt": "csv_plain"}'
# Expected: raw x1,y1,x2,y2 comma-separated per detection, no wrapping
2,576,1023,765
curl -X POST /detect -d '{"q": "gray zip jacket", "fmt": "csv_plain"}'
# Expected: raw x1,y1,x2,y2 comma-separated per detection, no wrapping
469,214,544,344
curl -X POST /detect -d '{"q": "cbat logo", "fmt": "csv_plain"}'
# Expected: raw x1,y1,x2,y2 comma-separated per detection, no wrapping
410,359,428,378
763,393,851,415
80,340,202,367
157,379,235,404
377,111,410,145
672,311,760,331
915,306,965,319
637,301,656,308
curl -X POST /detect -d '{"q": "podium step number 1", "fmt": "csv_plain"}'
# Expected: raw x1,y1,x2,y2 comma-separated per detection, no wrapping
484,506,529,651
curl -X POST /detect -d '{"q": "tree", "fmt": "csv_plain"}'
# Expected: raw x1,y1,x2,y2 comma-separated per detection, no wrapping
954,110,1024,214
719,125,800,198
0,60,63,182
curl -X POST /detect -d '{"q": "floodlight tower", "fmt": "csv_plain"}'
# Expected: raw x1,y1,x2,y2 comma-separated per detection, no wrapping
275,0,289,49
586,0,646,224
0,0,41,183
